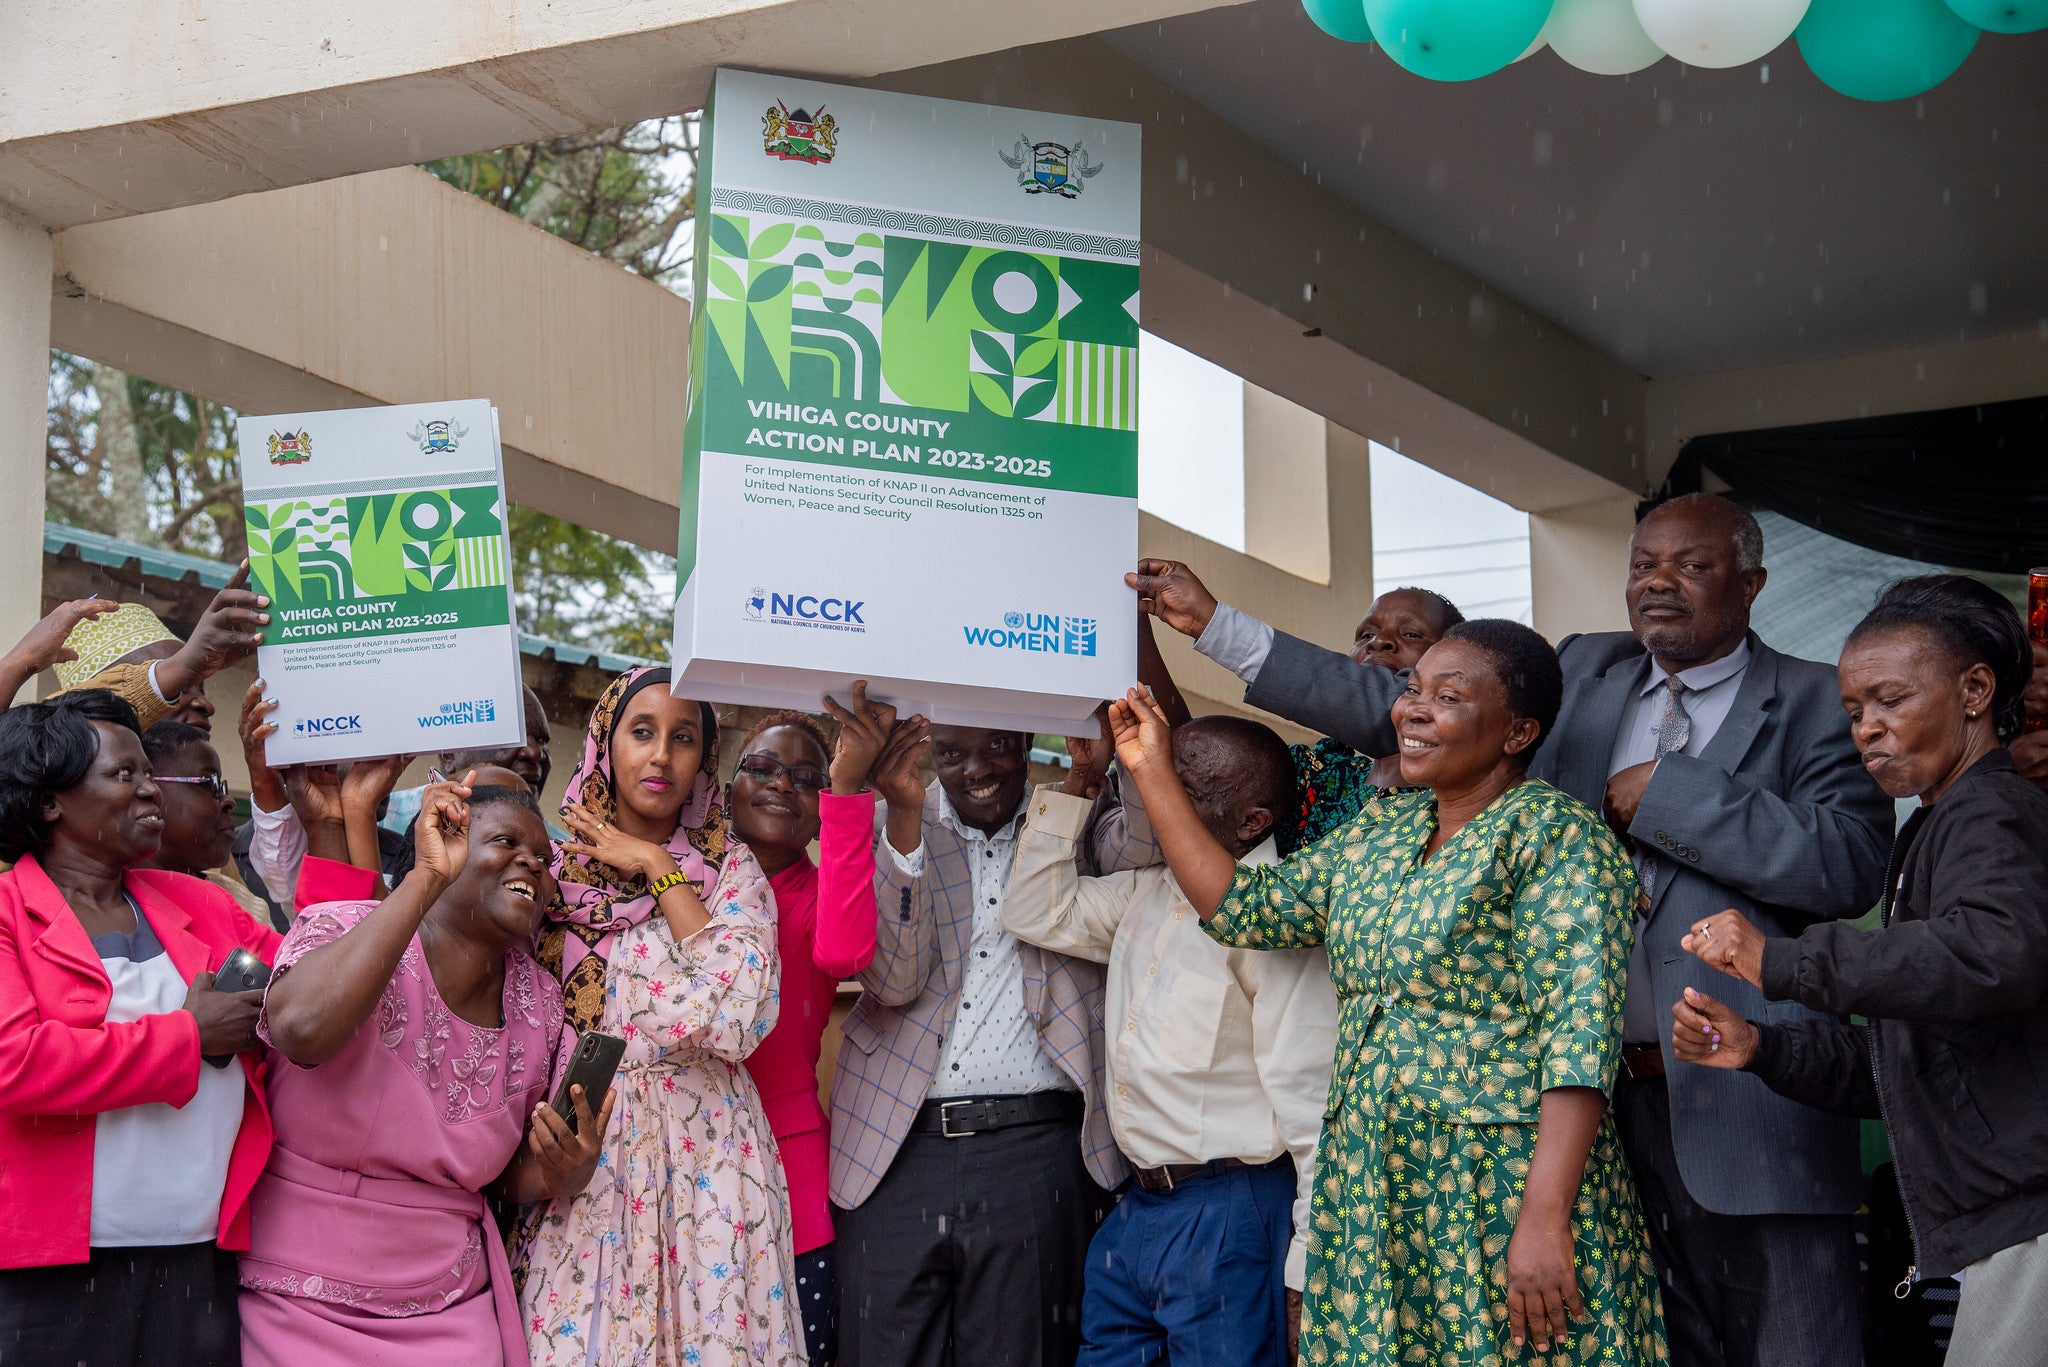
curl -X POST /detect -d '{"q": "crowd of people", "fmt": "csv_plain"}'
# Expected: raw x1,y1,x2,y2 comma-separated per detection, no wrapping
1,490,2044,1367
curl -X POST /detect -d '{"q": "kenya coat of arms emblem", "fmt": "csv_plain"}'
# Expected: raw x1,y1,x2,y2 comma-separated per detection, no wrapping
998,137,1105,198
266,429,312,465
763,102,839,164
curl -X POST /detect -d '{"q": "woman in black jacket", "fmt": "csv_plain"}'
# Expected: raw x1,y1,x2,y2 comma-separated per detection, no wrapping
1672,574,2048,1367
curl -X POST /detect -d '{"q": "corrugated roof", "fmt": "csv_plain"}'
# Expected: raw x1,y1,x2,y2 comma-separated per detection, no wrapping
45,521,237,588
44,521,654,672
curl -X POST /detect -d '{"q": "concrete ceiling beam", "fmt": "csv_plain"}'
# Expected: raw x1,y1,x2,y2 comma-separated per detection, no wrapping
1,0,1235,231
50,167,687,551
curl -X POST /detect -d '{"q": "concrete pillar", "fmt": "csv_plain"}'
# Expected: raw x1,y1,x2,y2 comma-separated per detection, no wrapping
0,206,51,700
1530,494,1637,642
1242,384,1332,587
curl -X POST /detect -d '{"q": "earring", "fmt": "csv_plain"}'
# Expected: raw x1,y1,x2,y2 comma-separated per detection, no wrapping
1966,709,1978,719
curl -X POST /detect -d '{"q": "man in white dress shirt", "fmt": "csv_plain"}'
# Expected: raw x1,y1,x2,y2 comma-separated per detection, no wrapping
1005,715,1337,1367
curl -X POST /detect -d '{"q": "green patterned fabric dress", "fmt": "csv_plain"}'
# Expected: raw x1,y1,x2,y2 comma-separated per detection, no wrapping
1206,780,1667,1367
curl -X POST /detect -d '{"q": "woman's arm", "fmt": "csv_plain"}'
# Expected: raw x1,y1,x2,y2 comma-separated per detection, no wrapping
262,871,446,1065
617,850,782,1063
557,802,714,941
261,782,469,1066
1505,1086,1603,1354
813,789,880,979
1108,687,1238,915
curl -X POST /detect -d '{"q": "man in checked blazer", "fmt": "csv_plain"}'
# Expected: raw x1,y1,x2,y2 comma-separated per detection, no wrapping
1129,493,1894,1367
831,725,1125,1367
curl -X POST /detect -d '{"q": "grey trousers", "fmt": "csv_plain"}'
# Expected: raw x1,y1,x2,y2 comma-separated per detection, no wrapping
1947,1231,2048,1367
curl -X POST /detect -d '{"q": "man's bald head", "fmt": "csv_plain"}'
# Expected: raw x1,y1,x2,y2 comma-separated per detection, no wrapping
1171,715,1296,858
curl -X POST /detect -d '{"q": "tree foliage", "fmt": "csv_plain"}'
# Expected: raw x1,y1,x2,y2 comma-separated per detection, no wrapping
425,116,698,286
47,115,696,658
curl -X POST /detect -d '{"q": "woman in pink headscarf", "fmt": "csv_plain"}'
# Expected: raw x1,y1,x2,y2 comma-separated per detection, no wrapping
516,667,803,1366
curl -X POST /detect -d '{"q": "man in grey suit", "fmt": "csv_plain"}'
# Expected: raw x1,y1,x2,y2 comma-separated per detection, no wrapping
1129,494,1893,1367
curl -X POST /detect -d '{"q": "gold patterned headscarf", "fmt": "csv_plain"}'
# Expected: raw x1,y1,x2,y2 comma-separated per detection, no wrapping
536,667,726,1032
51,603,177,688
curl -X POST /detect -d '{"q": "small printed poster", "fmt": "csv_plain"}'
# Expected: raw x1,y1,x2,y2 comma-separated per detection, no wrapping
672,68,1141,734
236,399,525,765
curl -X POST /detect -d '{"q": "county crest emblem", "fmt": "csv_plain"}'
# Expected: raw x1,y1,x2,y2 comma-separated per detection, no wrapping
762,102,839,165
266,429,312,465
998,137,1104,198
406,418,467,456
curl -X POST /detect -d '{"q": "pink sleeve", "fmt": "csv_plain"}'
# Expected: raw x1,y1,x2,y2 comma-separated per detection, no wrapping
294,856,380,916
813,790,879,979
254,902,378,1055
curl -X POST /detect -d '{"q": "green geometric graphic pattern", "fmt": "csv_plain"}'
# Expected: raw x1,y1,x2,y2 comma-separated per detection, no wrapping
244,484,511,640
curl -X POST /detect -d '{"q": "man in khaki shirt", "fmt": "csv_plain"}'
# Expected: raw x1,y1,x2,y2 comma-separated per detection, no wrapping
1005,715,1337,1367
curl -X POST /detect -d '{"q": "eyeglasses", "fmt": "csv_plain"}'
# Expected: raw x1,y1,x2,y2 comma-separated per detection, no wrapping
734,755,828,792
156,773,230,799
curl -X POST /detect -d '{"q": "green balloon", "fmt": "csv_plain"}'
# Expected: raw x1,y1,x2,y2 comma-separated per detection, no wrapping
1797,0,1979,101
1363,0,1554,80
1304,0,1378,40
1943,0,2048,32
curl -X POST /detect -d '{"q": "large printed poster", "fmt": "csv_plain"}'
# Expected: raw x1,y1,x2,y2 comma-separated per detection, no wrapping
673,69,1141,733
237,399,525,765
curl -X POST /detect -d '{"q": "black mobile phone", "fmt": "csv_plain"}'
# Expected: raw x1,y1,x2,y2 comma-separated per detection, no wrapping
548,1031,626,1136
212,947,272,996
203,948,274,1068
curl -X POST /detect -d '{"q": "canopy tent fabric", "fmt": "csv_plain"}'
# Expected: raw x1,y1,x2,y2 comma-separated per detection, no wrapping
1660,395,2048,575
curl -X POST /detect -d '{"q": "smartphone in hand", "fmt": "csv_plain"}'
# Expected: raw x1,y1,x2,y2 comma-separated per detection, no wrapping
203,948,273,1068
549,1031,626,1136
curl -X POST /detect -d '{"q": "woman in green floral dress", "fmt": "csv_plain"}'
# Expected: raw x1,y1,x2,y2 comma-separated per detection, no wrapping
1109,619,1666,1367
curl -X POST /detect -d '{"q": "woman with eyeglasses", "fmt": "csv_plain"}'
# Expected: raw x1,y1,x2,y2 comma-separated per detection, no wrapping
134,721,274,927
727,683,928,1366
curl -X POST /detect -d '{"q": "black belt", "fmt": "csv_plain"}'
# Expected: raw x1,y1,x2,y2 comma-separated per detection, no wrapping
910,1091,1083,1139
1620,1044,1666,1080
1129,1155,1284,1195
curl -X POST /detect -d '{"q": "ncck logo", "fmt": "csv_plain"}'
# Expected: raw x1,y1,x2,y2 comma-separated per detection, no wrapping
744,586,867,634
964,611,1097,657
418,699,497,730
294,713,363,736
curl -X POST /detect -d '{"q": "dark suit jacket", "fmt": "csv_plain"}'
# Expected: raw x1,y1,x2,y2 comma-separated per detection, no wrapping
1245,626,1894,1216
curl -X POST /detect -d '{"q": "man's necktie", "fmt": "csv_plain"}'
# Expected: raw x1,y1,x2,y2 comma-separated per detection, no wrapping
1634,677,1690,902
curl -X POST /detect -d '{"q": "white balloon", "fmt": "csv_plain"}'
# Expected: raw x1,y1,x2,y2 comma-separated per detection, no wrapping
1629,0,1808,67
1545,0,1666,74
1515,31,1549,60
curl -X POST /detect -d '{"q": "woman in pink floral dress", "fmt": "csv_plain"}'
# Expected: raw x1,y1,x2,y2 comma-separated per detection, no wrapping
518,667,802,1366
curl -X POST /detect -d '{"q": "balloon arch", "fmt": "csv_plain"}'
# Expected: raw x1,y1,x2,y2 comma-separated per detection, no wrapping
1301,0,2045,100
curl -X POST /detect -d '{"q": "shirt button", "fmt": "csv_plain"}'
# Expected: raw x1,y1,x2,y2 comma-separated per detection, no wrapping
1173,910,1185,920
979,950,988,958
1116,1084,1127,1096
988,897,997,906
961,1001,970,1010
951,1063,960,1071
1148,964,1158,976
1126,1021,1137,1032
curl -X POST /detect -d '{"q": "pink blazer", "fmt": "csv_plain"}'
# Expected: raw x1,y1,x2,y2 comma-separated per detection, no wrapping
743,790,878,1254
0,855,282,1269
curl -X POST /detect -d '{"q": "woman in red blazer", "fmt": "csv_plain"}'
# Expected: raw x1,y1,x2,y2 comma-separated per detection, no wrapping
0,690,281,1367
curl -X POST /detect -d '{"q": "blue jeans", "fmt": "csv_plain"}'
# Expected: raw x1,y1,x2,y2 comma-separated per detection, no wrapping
1078,1159,1295,1367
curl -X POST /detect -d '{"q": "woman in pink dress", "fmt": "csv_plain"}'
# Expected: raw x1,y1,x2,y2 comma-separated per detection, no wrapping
518,666,802,1365
727,684,928,1365
240,778,612,1366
